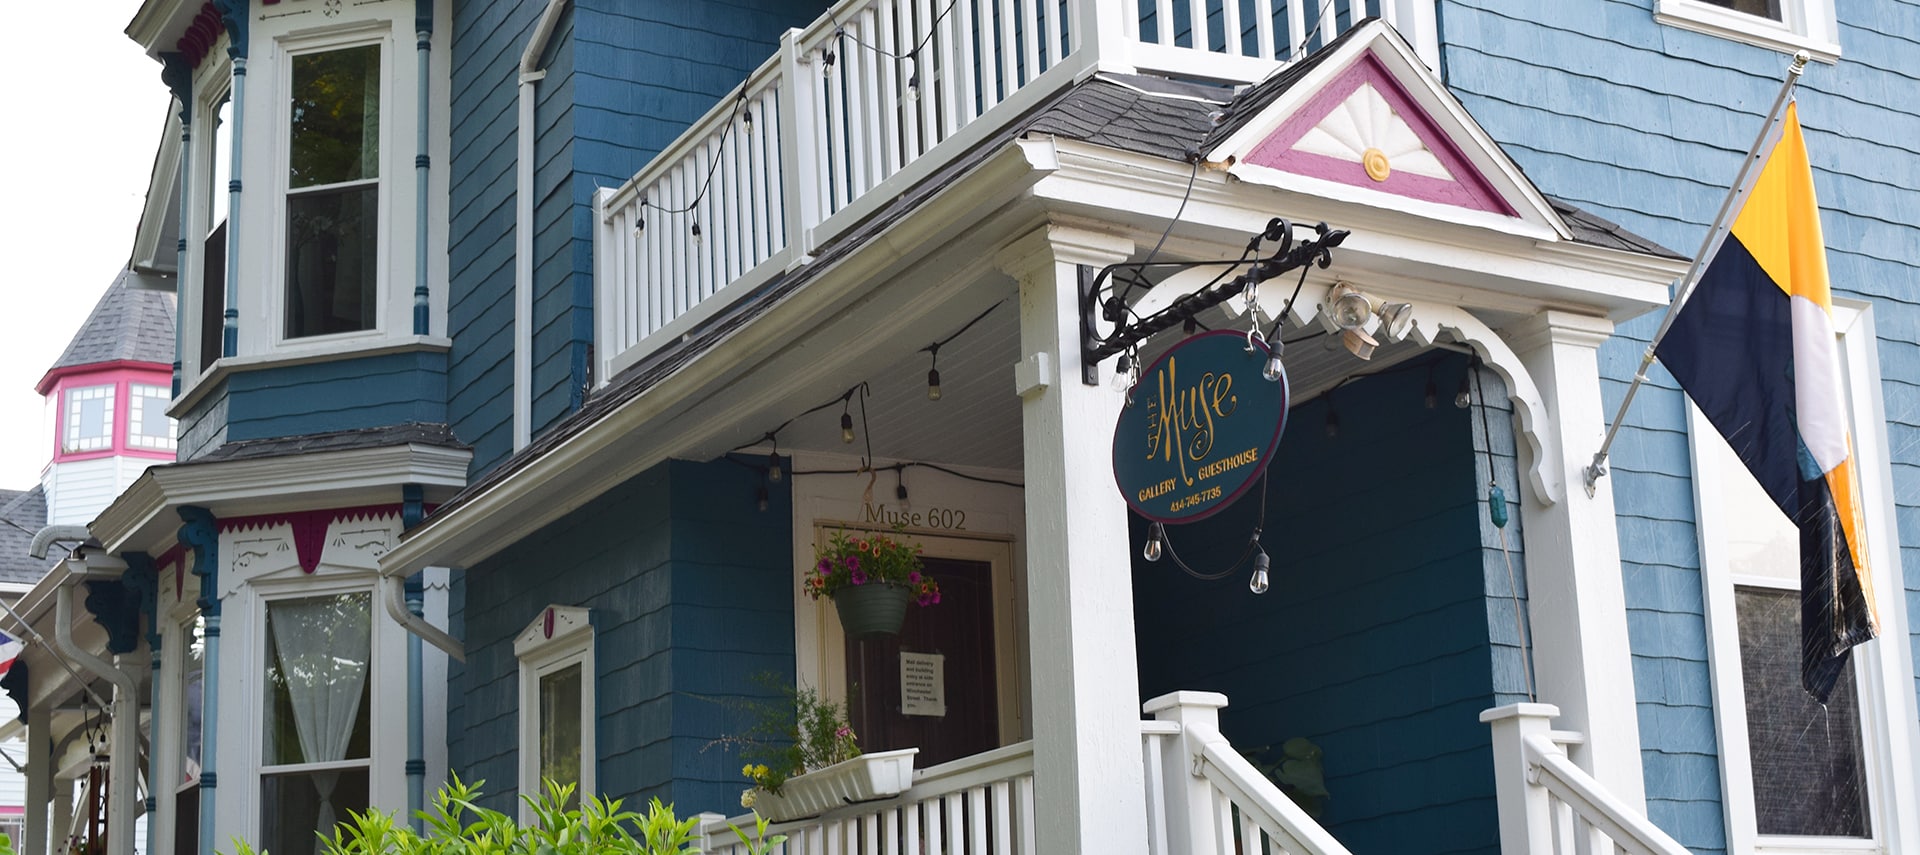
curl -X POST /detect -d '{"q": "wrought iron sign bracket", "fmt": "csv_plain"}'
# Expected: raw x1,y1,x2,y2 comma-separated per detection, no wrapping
1077,219,1350,385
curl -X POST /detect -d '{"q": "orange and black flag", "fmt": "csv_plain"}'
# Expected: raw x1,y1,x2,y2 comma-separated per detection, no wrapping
1656,102,1878,703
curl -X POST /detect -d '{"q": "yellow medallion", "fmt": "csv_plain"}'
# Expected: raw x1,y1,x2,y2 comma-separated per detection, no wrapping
1362,147,1392,182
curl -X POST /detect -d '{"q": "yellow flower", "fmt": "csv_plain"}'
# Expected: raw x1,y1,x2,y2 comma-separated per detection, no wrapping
755,764,770,777
742,763,755,778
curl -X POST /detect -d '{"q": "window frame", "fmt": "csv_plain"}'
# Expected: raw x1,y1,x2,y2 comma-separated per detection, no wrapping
1692,301,1920,855
1654,0,1841,64
271,23,393,349
514,605,596,818
62,384,116,453
129,383,178,451
188,52,234,379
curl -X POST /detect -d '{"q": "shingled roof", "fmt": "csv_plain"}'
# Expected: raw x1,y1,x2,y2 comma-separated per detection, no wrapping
0,487,60,586
46,268,177,376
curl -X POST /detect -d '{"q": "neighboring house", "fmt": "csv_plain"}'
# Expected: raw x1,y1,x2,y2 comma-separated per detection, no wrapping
11,2,1917,855
0,269,176,853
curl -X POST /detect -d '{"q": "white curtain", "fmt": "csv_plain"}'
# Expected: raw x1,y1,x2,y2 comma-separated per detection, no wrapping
267,592,372,848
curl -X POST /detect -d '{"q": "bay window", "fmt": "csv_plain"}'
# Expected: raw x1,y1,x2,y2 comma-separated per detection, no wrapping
285,44,380,339
259,591,373,851
63,385,114,453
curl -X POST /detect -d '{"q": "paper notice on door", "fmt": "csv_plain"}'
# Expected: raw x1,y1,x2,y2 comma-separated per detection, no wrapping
900,652,946,717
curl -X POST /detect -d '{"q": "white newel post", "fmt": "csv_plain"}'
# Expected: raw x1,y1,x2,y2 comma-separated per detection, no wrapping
777,28,819,264
1480,703,1560,855
1144,691,1230,855
1002,223,1148,853
1507,311,1647,806
1070,0,1134,76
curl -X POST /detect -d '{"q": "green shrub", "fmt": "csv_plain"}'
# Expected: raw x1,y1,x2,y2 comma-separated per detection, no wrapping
225,776,779,855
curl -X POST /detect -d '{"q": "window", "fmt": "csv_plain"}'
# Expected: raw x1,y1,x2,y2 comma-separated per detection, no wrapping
1654,0,1840,62
260,591,372,852
130,384,176,451
175,615,204,855
286,44,380,339
201,92,232,372
1694,304,1918,853
515,606,594,813
63,385,114,452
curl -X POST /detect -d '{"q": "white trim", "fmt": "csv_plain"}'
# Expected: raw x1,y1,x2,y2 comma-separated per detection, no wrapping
1692,301,1919,855
1654,0,1841,64
515,605,595,816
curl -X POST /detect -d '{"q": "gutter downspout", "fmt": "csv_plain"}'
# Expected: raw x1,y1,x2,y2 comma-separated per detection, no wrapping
380,574,463,661
54,585,138,855
413,0,433,336
401,484,427,829
514,0,570,451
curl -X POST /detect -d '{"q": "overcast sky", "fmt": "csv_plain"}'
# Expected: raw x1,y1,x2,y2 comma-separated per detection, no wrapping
0,1,171,490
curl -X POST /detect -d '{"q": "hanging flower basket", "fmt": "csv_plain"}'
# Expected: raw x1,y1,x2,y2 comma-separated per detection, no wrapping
831,583,913,639
806,528,941,639
748,748,919,822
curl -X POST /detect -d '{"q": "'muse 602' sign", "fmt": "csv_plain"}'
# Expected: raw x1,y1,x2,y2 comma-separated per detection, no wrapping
1113,330,1289,523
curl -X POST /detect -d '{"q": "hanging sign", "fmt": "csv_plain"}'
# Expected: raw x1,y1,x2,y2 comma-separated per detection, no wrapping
1112,330,1289,523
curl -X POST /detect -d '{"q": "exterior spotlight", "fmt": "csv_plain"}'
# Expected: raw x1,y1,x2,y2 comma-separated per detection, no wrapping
927,367,942,401
1143,522,1165,562
1455,374,1472,409
1376,301,1414,341
840,410,855,443
1249,548,1271,594
1327,283,1372,330
766,450,783,483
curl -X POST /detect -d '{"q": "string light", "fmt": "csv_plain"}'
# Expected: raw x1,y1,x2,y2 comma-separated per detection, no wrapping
766,439,783,484
917,300,1002,403
840,407,856,444
1143,522,1165,562
756,485,770,512
1455,373,1472,409
1248,542,1271,594
1424,364,1438,409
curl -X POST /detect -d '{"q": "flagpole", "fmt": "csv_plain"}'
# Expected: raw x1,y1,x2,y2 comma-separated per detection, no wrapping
1582,49,1812,497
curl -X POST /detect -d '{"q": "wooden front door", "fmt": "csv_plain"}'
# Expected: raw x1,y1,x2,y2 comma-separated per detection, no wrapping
844,556,1000,767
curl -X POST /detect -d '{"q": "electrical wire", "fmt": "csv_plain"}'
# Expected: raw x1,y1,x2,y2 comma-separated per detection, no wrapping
1471,361,1537,702
918,300,1003,356
1158,472,1268,582
1291,0,1344,60
827,0,963,62
637,95,749,219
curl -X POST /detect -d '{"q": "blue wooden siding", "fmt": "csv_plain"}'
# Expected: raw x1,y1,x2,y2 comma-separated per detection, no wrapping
1134,356,1524,855
448,0,824,475
446,458,794,816
1440,1,1920,851
171,352,448,458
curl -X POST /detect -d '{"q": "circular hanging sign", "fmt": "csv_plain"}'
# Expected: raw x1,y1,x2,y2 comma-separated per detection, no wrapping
1112,330,1289,524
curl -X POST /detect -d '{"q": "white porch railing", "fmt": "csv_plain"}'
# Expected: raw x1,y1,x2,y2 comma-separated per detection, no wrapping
593,0,1438,380
1143,691,1355,855
698,741,1037,854
1482,704,1692,855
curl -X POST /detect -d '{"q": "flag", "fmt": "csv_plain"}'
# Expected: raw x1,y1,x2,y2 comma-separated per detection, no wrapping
0,631,20,678
1655,101,1878,703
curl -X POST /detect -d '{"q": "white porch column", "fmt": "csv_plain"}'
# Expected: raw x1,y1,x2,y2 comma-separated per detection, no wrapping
51,777,72,855
26,709,49,855
1000,223,1147,852
1507,310,1646,806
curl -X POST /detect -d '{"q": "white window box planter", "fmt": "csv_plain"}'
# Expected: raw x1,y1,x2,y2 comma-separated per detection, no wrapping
752,749,919,822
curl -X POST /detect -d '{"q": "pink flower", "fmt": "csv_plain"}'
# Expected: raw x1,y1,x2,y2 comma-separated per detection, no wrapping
817,559,832,575
931,591,941,604
908,571,921,583
836,726,850,738
843,555,860,571
851,569,868,585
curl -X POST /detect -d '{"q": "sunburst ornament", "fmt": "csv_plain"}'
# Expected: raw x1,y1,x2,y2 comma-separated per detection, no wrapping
1290,83,1454,182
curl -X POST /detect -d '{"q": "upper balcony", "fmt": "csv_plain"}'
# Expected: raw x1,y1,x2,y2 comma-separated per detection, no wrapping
592,0,1438,381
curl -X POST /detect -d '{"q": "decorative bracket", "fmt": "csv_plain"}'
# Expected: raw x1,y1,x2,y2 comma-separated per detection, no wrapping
1077,219,1350,385
1405,305,1561,506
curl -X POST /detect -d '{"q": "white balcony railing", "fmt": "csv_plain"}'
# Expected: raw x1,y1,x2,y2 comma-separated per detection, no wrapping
1483,704,1692,855
595,0,1438,379
698,741,1037,854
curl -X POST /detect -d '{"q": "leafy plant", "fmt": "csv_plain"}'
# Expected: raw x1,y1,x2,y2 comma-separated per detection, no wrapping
223,775,703,855
1242,737,1331,819
707,677,861,800
806,527,940,605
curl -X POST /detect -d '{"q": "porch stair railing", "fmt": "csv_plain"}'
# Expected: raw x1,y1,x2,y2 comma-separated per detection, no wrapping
697,741,1037,854
1482,704,1692,855
593,0,1439,381
1142,691,1354,855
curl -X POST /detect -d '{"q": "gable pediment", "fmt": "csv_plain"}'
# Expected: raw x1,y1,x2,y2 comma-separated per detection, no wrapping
1208,20,1567,239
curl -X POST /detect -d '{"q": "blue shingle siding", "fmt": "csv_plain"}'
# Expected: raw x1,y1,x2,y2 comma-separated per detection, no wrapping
172,353,449,455
445,458,793,816
1441,0,1920,849
1134,356,1517,855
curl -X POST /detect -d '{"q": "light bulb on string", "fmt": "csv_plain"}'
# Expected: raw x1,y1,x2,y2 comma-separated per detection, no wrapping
1248,547,1271,594
756,485,770,513
766,449,783,484
926,367,942,401
742,108,753,134
1455,373,1472,409
1262,336,1285,383
1111,352,1135,392
1143,522,1165,562
691,221,703,246
905,72,919,103
840,410,856,444
1424,366,1438,409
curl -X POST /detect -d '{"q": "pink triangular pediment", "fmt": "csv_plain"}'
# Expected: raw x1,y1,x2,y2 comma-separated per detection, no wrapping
1241,52,1514,216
